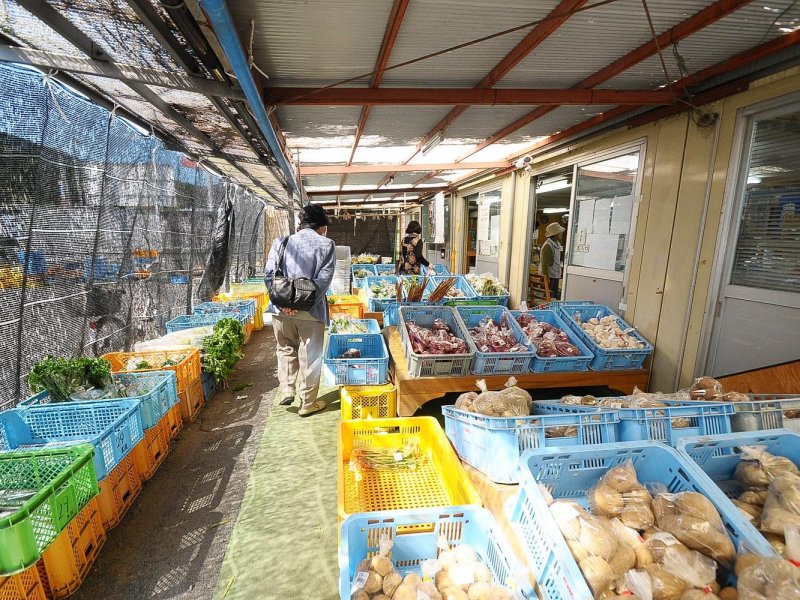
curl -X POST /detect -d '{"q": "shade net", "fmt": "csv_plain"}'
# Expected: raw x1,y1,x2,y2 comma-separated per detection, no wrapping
0,63,288,409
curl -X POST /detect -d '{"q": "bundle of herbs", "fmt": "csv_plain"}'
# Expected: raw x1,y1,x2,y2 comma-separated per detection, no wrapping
28,356,113,402
201,317,245,384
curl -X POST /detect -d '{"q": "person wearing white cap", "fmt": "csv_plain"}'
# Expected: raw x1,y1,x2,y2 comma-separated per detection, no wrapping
539,221,566,299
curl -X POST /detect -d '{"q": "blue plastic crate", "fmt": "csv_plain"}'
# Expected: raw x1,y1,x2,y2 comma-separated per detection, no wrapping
323,333,389,385
719,394,800,433
443,406,618,484
201,371,217,402
22,371,179,430
534,398,733,447
556,303,652,370
374,263,396,275
677,429,800,506
509,441,777,600
169,274,189,284
339,506,534,600
455,305,536,375
398,305,474,377
432,263,450,276
509,309,594,373
194,299,256,321
165,312,249,333
425,275,476,303
0,399,143,481
329,318,381,335
364,275,401,312
16,250,46,275
351,264,377,289
383,301,429,327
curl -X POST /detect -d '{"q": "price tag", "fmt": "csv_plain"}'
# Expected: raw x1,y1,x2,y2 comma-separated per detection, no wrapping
351,571,368,592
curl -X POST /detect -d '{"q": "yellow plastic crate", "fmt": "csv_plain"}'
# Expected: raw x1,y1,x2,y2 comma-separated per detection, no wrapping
95,453,141,531
230,282,267,296
0,566,46,600
132,417,169,481
214,291,266,330
340,384,397,419
337,417,481,523
328,294,364,319
177,376,204,423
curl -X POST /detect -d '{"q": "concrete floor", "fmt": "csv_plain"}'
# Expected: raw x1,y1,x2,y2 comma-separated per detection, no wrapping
75,328,278,600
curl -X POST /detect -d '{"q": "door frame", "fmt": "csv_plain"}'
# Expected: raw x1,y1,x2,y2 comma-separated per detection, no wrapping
522,140,647,307
698,91,800,376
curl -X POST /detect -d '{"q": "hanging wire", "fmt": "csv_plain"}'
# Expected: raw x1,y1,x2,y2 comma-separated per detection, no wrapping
41,70,72,124
276,0,624,104
761,0,800,43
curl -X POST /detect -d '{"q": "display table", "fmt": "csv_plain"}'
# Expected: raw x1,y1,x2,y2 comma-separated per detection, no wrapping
384,327,650,416
364,311,383,326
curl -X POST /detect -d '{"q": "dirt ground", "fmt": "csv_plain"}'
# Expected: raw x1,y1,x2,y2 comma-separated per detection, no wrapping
75,328,278,600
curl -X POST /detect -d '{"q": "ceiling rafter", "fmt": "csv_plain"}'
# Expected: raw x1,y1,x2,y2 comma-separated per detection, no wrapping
407,0,755,192
372,0,589,194
434,29,800,195
264,87,675,106
300,161,509,175
335,0,411,197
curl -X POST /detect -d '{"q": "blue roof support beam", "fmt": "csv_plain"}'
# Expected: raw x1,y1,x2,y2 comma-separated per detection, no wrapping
198,0,303,204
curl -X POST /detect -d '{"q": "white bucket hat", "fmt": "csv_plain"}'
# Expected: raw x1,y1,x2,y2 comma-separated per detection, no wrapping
545,222,566,237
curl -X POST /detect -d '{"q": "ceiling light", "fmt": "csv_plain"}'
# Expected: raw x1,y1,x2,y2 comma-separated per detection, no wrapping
747,176,762,184
422,131,445,155
537,179,571,194
543,207,569,214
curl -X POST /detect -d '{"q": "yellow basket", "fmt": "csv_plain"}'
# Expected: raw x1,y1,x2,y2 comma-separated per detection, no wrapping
36,498,105,599
340,384,397,420
96,453,141,531
164,401,184,441
132,418,169,481
337,417,481,523
0,566,46,600
214,291,266,330
177,376,204,423
230,282,267,296
328,294,364,319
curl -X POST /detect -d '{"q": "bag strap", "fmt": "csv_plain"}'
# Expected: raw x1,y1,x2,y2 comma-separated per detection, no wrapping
274,236,289,276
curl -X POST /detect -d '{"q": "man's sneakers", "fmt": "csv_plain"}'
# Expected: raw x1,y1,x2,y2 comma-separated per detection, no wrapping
298,400,326,416
279,395,294,406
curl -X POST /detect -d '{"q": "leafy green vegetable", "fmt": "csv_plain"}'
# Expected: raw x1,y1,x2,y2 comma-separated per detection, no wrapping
161,358,177,367
330,316,368,334
28,356,113,402
201,318,245,383
135,360,152,370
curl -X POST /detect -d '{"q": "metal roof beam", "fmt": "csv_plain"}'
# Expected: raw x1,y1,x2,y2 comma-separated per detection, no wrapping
374,0,588,191
306,186,446,197
265,87,674,106
0,45,246,99
340,0,410,195
457,0,754,161
300,162,509,175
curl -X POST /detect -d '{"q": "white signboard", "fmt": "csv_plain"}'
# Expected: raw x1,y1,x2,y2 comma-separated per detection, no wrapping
434,192,445,244
477,200,491,241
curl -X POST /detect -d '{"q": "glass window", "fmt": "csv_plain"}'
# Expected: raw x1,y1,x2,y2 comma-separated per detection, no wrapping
477,189,501,257
569,151,639,272
730,109,800,293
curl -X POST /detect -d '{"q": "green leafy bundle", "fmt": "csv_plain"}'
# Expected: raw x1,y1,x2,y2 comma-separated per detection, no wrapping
28,356,113,402
201,317,245,382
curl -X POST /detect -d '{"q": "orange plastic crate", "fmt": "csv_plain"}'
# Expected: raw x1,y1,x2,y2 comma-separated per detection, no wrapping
102,348,201,395
95,453,141,531
0,566,46,600
328,295,365,319
132,419,169,481
177,376,204,423
36,498,105,599
163,402,183,442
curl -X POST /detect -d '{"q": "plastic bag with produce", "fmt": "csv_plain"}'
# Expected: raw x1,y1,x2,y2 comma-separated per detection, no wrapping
760,472,800,535
588,460,655,531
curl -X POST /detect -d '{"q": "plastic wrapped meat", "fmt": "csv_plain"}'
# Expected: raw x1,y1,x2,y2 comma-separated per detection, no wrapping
405,321,467,355
468,317,528,353
515,313,582,358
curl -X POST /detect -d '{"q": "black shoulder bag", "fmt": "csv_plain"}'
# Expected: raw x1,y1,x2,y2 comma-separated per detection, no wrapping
268,237,317,310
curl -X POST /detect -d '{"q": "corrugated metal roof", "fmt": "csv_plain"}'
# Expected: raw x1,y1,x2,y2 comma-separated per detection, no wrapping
379,0,560,87
356,106,453,146
230,0,396,86
496,0,709,89
509,105,617,141
443,106,540,141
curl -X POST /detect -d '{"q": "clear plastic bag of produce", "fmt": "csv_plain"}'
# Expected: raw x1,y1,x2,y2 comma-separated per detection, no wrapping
465,272,508,297
405,319,467,355
576,314,646,350
734,446,799,488
588,460,655,531
736,554,800,600
134,327,213,351
651,489,736,565
760,472,800,535
468,315,528,353
462,377,532,417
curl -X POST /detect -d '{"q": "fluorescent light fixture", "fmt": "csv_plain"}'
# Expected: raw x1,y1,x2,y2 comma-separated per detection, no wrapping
537,179,571,194
543,207,569,214
747,176,762,184
422,130,445,155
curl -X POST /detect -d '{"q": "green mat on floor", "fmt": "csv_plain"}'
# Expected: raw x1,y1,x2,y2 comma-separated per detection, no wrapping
214,384,341,600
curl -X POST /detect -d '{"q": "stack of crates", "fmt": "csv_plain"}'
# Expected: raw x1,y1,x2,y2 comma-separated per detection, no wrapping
213,291,266,330
0,445,101,599
1,399,143,533
102,348,202,425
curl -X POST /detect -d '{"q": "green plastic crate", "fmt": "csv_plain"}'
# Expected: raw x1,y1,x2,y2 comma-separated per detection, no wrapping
0,444,98,575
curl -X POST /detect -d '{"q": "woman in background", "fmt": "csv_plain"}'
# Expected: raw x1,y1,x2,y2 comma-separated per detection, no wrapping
397,220,435,276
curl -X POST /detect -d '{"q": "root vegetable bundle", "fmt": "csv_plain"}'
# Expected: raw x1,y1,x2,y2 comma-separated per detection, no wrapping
572,314,645,350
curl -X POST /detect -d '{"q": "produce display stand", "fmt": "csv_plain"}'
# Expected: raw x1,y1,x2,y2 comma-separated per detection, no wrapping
384,326,650,416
